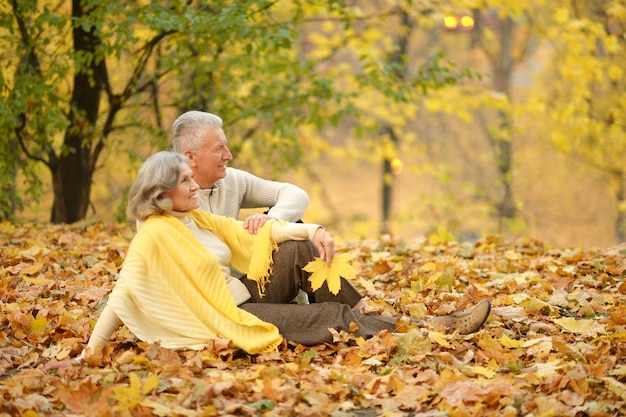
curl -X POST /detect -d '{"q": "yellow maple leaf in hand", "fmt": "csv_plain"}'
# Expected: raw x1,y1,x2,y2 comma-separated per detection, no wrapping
303,252,356,295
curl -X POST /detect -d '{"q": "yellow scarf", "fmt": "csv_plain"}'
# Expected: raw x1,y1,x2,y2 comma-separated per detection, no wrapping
106,211,282,354
188,210,279,294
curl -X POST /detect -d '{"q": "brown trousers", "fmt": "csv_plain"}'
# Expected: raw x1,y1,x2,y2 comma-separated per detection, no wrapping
239,240,399,345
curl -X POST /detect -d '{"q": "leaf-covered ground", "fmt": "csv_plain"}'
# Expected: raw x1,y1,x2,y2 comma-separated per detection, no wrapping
1,222,625,416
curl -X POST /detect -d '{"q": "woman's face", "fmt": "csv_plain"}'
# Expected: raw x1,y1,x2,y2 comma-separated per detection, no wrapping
162,162,200,212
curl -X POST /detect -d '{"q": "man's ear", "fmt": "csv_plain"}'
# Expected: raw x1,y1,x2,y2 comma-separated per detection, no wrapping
184,150,196,165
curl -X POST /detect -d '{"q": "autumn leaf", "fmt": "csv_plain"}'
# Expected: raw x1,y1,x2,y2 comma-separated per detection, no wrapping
111,372,159,410
3,223,626,415
428,330,452,348
112,373,144,409
29,317,47,336
499,334,524,349
527,359,567,379
394,329,432,356
420,261,438,271
428,226,454,244
603,377,626,401
404,303,427,318
303,252,356,294
553,317,594,332
463,364,497,379
247,399,275,412
20,262,44,276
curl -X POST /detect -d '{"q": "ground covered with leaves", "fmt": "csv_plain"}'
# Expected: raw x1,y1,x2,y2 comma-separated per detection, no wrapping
1,222,625,416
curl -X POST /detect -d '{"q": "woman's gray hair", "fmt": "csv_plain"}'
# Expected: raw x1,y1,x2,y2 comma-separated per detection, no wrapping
127,150,189,221
171,111,223,153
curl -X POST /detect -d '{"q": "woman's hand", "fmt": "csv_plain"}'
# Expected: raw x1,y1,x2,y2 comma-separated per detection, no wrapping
313,227,335,265
43,357,82,371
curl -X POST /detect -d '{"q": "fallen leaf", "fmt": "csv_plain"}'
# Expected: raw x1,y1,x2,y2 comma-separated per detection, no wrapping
428,330,452,348
464,364,497,379
500,334,524,349
527,359,567,379
603,377,626,401
29,317,47,336
1,223,625,415
553,317,595,333
20,262,44,276
303,252,356,294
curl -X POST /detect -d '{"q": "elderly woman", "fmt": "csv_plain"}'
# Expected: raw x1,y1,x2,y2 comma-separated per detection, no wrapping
64,151,491,362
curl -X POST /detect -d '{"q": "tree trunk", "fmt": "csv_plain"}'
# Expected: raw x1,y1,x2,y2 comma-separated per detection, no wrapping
51,0,105,223
379,10,411,235
615,171,625,243
492,16,516,226
381,156,394,235
381,126,399,235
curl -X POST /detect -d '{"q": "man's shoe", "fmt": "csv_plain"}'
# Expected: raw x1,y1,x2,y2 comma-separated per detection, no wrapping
449,299,491,335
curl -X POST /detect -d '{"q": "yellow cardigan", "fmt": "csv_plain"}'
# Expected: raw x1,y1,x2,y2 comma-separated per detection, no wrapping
106,210,283,354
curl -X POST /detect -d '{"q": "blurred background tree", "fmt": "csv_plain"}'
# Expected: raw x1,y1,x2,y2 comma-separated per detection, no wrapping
0,0,463,224
291,0,625,245
535,0,626,241
1,0,624,248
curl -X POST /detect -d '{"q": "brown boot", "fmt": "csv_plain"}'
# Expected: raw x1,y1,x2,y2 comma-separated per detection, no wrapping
448,299,491,335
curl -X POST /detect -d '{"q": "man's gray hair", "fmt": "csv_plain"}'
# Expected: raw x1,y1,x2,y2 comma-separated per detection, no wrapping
171,111,223,153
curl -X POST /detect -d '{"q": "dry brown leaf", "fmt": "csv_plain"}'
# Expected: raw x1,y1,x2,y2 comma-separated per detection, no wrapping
1,222,625,415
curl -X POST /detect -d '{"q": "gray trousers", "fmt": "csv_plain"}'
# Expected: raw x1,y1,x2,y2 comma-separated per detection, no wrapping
239,240,399,345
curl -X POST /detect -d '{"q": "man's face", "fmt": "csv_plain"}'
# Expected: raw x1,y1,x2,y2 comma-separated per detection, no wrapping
185,127,233,189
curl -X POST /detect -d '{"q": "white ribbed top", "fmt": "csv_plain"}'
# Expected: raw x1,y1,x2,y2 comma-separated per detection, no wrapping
198,167,309,221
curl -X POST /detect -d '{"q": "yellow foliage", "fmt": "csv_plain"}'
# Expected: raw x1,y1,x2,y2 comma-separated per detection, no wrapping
112,372,144,408
608,64,623,81
499,334,524,349
464,364,497,378
428,330,452,348
553,317,594,333
405,303,427,318
608,1,626,19
381,138,397,161
429,226,455,244
4,223,626,412
142,373,160,394
112,372,160,410
532,359,568,379
489,0,536,19
603,377,626,401
604,35,620,54
322,20,335,33
423,87,475,122
554,7,570,24
420,261,438,272
29,317,47,336
303,252,356,294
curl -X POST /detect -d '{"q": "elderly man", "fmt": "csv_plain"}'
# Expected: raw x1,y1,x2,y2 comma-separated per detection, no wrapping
171,110,309,234
171,111,311,303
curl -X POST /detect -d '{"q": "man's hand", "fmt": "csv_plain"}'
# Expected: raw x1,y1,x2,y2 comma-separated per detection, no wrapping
313,227,335,265
243,213,274,234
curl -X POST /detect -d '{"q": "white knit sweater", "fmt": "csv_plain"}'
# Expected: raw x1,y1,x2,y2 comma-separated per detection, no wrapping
198,167,309,222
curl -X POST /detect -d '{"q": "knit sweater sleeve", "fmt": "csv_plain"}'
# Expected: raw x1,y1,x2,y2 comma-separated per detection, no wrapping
224,168,309,222
270,222,321,243
82,305,122,357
